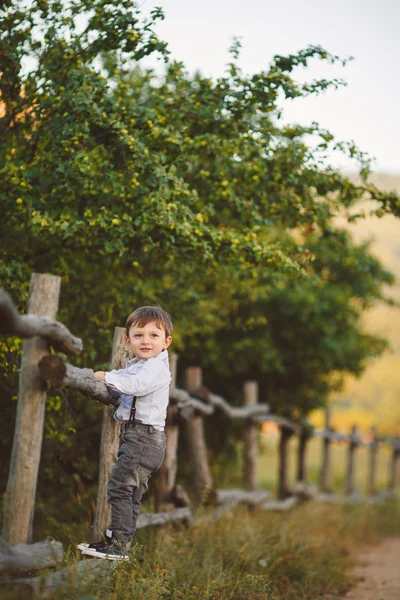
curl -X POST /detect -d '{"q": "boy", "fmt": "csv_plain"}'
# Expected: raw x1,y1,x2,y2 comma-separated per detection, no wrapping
78,306,173,560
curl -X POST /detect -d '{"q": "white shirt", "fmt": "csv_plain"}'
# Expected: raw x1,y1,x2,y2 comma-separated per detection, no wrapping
105,350,171,430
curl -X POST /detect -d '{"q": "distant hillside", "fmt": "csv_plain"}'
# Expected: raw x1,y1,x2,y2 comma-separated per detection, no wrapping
311,173,400,435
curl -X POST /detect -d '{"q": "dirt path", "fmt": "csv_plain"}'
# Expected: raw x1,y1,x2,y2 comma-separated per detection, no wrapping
344,537,400,600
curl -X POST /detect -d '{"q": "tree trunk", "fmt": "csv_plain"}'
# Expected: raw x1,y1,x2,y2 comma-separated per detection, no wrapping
3,273,61,545
92,327,131,540
243,381,258,491
183,367,213,503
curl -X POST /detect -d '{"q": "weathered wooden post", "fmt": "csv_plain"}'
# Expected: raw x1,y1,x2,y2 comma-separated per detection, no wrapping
3,273,61,545
183,367,213,503
319,408,332,493
153,353,181,511
93,327,131,540
278,425,293,499
345,425,359,496
388,435,400,493
367,426,378,497
243,381,258,492
297,420,312,484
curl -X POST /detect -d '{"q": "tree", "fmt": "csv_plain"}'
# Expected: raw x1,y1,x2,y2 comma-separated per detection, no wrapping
1,0,399,518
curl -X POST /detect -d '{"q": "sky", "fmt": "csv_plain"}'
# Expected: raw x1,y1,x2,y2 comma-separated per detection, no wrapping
139,0,399,173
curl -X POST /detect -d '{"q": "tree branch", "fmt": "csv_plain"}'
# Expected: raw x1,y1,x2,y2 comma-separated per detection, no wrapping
38,355,117,406
195,386,270,419
0,288,82,356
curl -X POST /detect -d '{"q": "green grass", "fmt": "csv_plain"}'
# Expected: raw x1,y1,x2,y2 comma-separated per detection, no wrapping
21,500,400,600
3,435,400,599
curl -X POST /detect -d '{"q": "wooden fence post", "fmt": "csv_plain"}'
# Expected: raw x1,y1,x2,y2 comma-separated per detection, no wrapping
243,381,258,492
93,327,131,540
388,435,400,493
297,422,311,484
153,353,181,511
183,367,213,503
345,425,359,496
320,408,332,493
278,426,293,499
3,273,61,545
367,426,378,496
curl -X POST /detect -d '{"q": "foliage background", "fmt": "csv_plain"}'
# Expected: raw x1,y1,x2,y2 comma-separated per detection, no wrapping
312,173,400,434
0,1,399,535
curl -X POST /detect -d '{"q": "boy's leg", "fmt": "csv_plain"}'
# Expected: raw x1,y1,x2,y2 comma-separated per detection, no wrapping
79,425,137,557
107,425,143,544
82,423,166,558
108,424,165,542
131,480,148,539
129,427,166,538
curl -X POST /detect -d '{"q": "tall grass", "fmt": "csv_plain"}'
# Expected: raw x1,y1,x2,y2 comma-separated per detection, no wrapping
3,430,400,599
41,500,400,600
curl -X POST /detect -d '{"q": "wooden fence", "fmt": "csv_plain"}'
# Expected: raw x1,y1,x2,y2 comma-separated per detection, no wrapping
1,273,399,593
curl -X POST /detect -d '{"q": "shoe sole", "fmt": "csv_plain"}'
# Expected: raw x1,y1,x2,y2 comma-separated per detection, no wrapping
81,547,129,560
77,543,89,551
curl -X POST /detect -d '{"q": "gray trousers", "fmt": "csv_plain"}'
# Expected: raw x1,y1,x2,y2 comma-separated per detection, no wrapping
107,420,166,543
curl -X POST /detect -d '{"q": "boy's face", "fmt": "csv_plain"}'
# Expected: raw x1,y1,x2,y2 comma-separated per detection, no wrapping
126,320,172,360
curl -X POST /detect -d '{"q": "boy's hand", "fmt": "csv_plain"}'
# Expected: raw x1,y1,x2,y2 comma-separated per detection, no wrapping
94,371,106,382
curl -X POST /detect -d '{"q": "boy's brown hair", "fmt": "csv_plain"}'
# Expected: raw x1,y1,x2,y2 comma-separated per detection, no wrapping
126,306,173,338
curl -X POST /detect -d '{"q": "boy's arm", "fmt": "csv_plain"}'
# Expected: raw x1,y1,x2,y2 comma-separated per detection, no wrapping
94,357,137,384
104,357,169,396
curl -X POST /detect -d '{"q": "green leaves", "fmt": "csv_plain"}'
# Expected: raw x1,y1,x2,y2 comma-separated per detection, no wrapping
0,0,399,418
